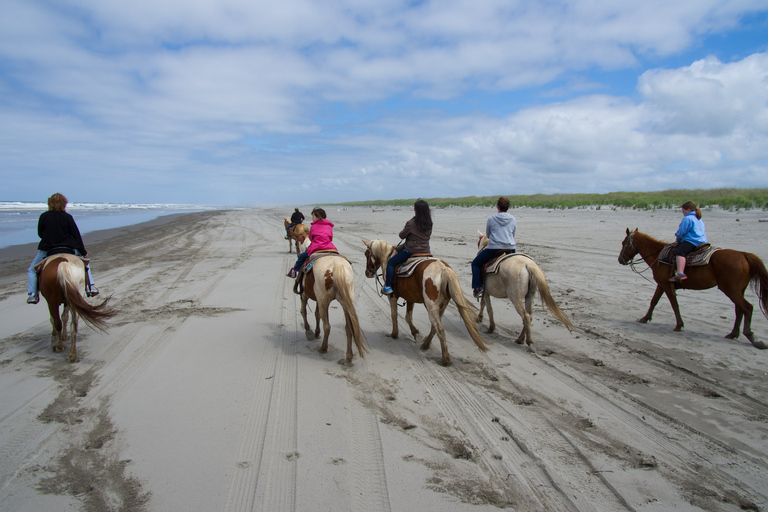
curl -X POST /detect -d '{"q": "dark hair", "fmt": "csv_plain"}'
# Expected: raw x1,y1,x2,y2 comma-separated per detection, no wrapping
48,193,68,212
312,207,327,219
681,201,702,220
497,196,510,212
413,200,432,232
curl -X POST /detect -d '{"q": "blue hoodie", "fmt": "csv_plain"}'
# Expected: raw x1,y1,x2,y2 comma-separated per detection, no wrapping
486,212,516,250
675,211,707,245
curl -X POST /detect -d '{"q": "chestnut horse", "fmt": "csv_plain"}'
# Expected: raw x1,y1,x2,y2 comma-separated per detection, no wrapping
363,239,487,366
476,233,572,344
284,218,310,255
38,254,116,362
298,254,368,364
619,228,768,349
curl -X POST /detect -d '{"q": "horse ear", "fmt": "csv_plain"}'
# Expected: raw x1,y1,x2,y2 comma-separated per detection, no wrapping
626,228,630,235
477,230,484,236
362,239,371,248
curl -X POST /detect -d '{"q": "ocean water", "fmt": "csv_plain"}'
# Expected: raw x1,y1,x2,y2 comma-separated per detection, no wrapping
0,202,224,249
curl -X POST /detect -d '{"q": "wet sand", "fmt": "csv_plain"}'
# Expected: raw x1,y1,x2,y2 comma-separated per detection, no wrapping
0,205,767,511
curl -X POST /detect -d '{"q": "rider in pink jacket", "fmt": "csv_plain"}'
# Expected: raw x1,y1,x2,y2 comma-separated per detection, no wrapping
287,208,336,277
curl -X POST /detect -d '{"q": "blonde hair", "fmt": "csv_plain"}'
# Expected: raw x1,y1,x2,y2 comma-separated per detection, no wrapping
681,200,702,220
48,193,68,212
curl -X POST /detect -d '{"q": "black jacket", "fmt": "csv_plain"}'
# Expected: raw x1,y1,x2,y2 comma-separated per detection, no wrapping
37,210,87,255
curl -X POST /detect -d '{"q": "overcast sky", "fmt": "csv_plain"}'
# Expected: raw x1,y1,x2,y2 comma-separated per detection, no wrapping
1,1,767,206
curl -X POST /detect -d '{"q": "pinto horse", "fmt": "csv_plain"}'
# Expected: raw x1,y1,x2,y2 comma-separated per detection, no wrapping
619,228,768,349
38,254,116,362
297,253,368,364
284,218,310,255
476,233,573,344
363,239,487,366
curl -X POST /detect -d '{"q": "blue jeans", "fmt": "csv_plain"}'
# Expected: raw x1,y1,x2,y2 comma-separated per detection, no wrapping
293,251,309,272
385,249,412,288
28,249,95,295
471,249,514,289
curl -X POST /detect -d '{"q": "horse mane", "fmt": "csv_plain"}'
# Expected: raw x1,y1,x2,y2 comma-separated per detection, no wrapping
635,230,669,246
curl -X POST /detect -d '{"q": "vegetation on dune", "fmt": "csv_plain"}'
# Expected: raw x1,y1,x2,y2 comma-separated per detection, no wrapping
338,188,768,210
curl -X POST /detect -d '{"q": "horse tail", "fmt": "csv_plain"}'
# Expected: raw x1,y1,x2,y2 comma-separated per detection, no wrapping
526,261,574,333
333,263,369,357
744,252,768,319
59,261,116,333
442,267,488,352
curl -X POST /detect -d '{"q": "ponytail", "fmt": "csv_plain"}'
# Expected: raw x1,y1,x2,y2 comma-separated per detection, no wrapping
681,201,702,220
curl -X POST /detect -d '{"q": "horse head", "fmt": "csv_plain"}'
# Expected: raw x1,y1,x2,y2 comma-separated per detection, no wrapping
477,230,489,252
362,239,394,278
618,228,640,265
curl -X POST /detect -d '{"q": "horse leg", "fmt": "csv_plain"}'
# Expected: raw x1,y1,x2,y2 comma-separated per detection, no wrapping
722,290,764,347
314,304,322,340
662,286,685,331
387,296,399,339
484,294,496,334
405,302,419,337
318,299,331,353
48,303,64,353
427,300,450,366
343,311,354,364
69,311,79,363
300,296,315,340
638,285,664,323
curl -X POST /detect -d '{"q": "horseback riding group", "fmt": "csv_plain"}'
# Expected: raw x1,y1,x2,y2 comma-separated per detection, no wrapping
23,192,768,365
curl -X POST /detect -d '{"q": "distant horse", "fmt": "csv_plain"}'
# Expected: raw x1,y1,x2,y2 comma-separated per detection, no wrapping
619,228,768,349
297,253,368,364
38,254,116,362
476,233,572,344
284,218,310,255
363,239,487,366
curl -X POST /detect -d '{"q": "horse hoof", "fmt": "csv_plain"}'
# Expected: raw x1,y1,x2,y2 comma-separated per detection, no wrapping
725,333,739,340
440,359,452,367
305,330,316,341
673,326,683,332
637,317,650,324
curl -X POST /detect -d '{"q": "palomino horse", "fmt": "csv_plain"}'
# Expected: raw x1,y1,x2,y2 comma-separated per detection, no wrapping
38,253,116,362
284,218,310,255
297,253,368,364
476,233,573,344
619,228,768,349
363,239,487,366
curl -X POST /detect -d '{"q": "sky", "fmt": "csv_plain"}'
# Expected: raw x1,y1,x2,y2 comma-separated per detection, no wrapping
1,1,767,206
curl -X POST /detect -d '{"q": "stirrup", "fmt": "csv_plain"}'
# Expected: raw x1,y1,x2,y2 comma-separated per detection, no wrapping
669,272,687,282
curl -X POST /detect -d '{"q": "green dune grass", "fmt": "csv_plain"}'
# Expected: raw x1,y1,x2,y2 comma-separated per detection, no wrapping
339,188,768,210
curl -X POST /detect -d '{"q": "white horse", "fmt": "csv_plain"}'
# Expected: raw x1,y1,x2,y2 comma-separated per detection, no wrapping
363,239,487,366
297,253,368,364
476,232,573,345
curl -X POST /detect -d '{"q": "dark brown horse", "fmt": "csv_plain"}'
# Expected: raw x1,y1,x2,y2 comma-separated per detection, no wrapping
619,228,768,349
363,239,487,366
39,254,116,362
284,217,310,256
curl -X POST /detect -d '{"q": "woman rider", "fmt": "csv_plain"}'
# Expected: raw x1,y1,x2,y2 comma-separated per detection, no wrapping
670,200,706,281
381,199,433,295
286,207,336,278
27,193,99,304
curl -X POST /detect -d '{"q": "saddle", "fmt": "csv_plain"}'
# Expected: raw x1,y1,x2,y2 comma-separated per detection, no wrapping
483,252,532,275
658,242,719,267
395,254,435,277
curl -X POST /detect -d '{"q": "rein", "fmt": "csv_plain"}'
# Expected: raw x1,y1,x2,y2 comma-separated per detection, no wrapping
621,232,663,285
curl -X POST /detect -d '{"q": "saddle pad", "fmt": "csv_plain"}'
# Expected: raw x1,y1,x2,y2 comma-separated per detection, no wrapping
302,251,349,273
396,256,436,278
659,243,720,266
484,253,533,275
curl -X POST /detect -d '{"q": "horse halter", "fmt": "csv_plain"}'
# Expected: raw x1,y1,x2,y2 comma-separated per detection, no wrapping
364,249,380,278
618,232,639,265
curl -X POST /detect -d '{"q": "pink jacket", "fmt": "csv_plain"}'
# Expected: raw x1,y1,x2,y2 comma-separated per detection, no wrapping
307,218,337,256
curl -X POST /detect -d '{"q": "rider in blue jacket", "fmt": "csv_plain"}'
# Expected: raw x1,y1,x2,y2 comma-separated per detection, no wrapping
671,200,706,281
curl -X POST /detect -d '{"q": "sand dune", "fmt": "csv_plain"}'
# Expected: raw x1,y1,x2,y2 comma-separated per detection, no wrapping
0,205,766,511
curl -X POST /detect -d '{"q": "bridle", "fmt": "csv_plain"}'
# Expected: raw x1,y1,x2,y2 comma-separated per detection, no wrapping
619,231,662,284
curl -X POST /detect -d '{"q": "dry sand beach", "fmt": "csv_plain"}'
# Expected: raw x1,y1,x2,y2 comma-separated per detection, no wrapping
0,205,767,512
